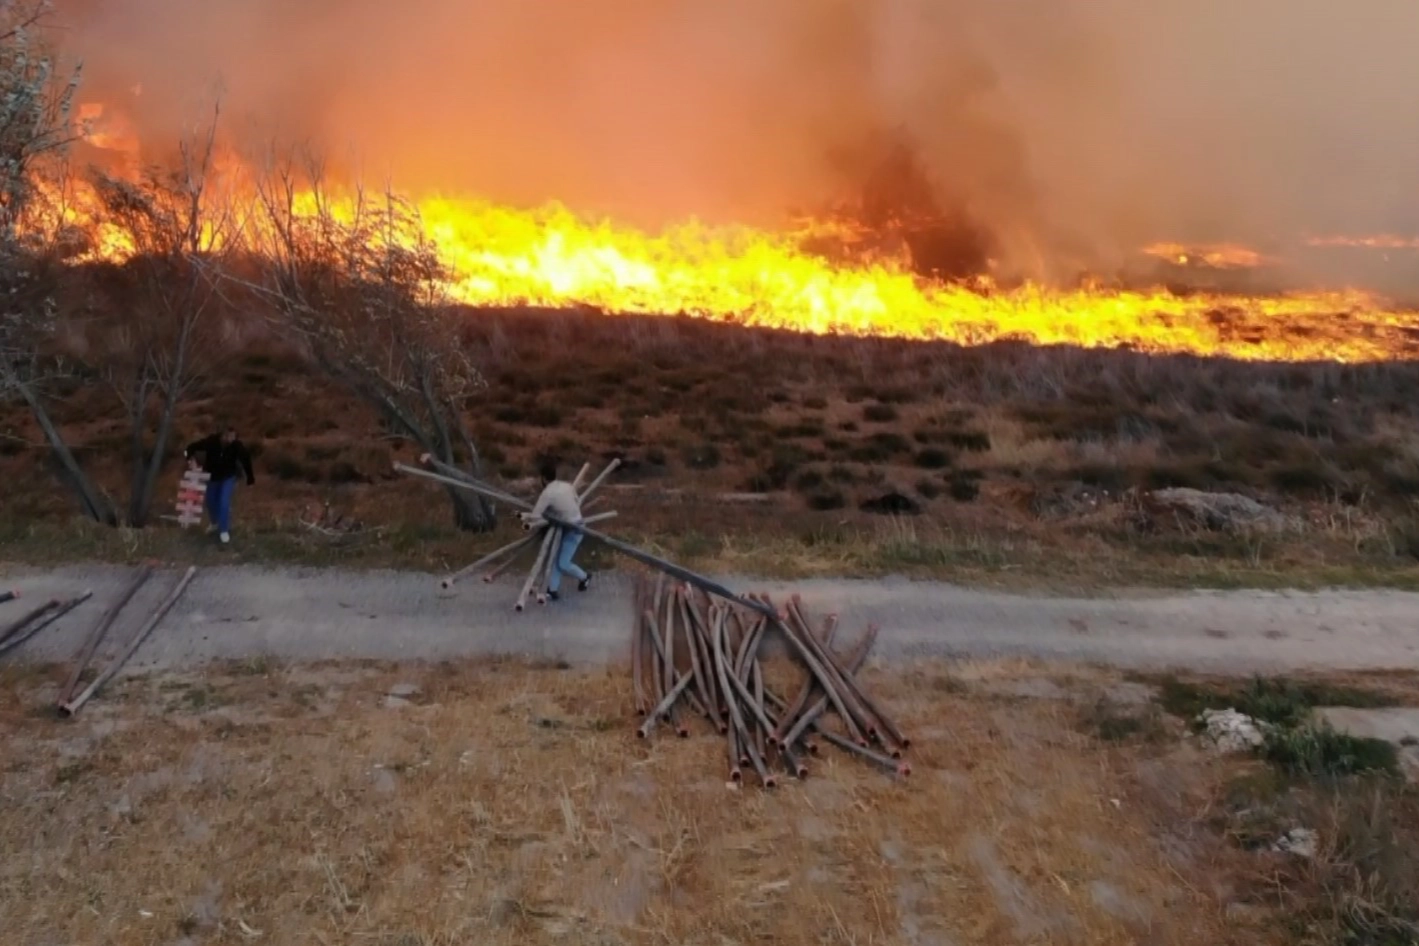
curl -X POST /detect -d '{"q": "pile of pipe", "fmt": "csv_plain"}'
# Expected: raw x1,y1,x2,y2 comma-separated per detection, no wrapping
633,575,911,787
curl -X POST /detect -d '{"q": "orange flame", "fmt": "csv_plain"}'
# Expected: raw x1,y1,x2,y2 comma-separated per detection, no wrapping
22,109,1419,365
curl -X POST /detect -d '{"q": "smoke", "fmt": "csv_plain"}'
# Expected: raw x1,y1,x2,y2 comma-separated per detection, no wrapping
50,0,1419,283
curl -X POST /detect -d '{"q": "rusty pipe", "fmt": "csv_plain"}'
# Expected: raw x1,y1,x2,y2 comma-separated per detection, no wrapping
676,590,715,720
60,568,196,717
570,461,592,492
638,669,695,738
631,582,647,716
59,567,152,706
442,533,537,589
577,458,621,505
785,600,876,744
769,615,865,746
514,527,557,611
778,626,877,751
0,599,59,647
816,726,911,777
0,591,93,658
776,610,838,743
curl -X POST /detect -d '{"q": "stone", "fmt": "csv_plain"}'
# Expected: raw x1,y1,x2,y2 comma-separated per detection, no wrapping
1272,828,1318,859
1199,708,1267,753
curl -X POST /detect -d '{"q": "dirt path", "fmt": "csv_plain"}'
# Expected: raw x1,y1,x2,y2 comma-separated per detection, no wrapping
3,563,1418,673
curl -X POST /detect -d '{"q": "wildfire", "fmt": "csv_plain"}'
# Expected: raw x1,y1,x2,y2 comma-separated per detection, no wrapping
1140,242,1272,270
28,106,1419,366
1305,235,1419,250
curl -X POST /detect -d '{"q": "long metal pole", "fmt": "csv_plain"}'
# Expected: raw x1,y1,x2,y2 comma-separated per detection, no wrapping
418,455,534,510
395,462,532,512
58,567,153,704
60,566,198,717
441,534,538,590
0,599,58,646
0,592,93,658
515,528,557,611
577,458,621,504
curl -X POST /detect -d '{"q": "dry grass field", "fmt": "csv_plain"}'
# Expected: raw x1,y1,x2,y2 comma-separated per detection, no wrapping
4,307,1419,588
3,656,1417,945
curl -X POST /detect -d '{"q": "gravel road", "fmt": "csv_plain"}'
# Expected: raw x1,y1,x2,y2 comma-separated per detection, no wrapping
2,563,1417,674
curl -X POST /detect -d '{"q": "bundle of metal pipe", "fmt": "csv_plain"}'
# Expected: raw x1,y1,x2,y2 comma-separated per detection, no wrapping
404,455,621,610
632,576,910,787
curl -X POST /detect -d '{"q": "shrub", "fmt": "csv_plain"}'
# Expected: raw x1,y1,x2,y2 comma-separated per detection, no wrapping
946,430,992,452
916,479,943,500
863,403,898,423
793,469,826,491
948,476,981,502
1261,724,1399,777
914,448,952,469
807,490,846,511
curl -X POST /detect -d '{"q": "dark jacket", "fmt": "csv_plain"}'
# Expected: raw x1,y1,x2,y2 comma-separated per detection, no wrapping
185,434,255,484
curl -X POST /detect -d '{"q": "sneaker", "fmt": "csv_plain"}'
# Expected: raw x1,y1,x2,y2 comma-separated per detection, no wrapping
219,531,231,544
577,573,593,592
547,590,560,602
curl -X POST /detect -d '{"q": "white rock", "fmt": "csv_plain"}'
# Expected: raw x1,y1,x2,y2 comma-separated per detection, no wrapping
1199,708,1267,753
1272,828,1318,859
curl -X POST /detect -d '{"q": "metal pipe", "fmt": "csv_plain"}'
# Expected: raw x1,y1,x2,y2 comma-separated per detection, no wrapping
785,600,876,743
637,668,695,738
681,591,727,730
676,589,715,720
777,610,838,742
781,627,877,751
60,568,197,717
577,458,621,505
484,534,541,582
715,614,778,756
538,513,777,621
631,579,647,715
570,462,592,493
0,599,58,646
789,599,906,749
536,527,563,604
768,615,864,746
514,528,556,611
395,462,532,512
660,575,677,703
417,455,534,510
59,567,153,705
441,533,537,589
816,727,911,777
0,592,93,658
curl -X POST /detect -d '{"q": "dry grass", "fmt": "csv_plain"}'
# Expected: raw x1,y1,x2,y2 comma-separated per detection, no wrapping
5,307,1419,587
0,656,1291,946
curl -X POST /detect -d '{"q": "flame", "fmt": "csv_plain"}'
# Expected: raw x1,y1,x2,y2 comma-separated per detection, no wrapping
20,112,1419,365
1305,234,1419,250
1141,242,1272,270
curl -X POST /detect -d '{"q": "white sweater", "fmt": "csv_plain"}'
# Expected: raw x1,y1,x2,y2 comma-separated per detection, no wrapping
530,480,582,525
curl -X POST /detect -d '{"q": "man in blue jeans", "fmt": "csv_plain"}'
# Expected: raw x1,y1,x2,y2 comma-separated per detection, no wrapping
526,459,593,601
184,426,256,544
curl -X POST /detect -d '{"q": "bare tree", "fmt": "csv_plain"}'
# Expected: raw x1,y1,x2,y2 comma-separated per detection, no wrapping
252,161,495,531
0,0,116,522
85,107,234,526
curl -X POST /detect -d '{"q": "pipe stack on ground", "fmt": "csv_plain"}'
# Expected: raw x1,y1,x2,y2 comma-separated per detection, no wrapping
631,575,911,787
403,455,620,610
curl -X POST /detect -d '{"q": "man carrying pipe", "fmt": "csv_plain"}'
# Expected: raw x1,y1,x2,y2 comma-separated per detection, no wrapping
522,459,593,601
184,425,256,545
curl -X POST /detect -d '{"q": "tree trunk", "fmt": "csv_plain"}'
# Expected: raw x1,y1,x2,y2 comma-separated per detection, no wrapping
446,484,496,533
18,380,117,525
130,390,182,528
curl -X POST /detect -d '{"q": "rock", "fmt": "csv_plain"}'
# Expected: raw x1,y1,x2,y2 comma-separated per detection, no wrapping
860,492,921,516
1146,488,1295,533
1199,708,1267,753
383,695,411,709
1272,828,1318,859
388,683,420,699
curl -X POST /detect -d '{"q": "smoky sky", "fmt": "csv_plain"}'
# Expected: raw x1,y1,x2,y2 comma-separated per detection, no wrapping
50,0,1419,278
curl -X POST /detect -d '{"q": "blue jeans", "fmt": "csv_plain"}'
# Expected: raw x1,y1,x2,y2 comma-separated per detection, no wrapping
204,477,237,533
548,530,587,593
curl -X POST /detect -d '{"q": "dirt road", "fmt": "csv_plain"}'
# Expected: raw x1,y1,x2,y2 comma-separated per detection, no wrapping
2,563,1417,673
